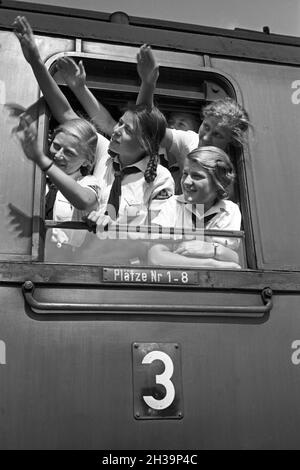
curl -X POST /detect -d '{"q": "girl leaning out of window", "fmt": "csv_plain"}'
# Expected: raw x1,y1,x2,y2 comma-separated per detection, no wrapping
15,116,100,259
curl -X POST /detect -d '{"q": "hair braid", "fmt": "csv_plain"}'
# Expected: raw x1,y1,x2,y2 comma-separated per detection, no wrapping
144,153,158,183
125,105,166,184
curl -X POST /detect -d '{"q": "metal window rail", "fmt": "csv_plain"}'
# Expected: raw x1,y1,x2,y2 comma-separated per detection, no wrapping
44,221,245,240
22,281,272,318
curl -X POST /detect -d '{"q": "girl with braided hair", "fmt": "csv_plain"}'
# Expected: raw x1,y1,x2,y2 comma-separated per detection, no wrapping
78,104,174,264
149,146,242,269
88,103,174,232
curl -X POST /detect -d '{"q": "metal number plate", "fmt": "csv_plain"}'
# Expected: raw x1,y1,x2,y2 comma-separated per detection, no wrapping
103,268,198,285
132,342,183,420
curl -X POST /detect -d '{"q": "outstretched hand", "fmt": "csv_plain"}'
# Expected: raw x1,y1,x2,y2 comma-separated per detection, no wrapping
5,103,27,133
4,103,26,119
12,15,40,64
5,98,46,136
16,115,43,163
137,44,159,86
57,57,86,90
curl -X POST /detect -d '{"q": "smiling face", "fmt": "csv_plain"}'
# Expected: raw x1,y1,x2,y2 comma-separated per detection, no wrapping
49,132,86,176
181,157,217,209
198,116,232,150
109,112,144,166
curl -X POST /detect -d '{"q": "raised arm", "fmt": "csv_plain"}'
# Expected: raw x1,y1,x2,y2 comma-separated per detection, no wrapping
57,57,116,136
16,118,97,211
136,44,159,108
136,44,173,151
13,16,77,123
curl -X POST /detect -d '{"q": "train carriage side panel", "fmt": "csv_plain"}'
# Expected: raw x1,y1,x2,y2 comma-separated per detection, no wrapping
1,285,300,449
211,57,300,270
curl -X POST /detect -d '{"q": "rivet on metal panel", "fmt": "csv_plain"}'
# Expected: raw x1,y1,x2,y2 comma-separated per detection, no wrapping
23,280,34,291
134,343,139,349
262,287,273,302
135,412,140,418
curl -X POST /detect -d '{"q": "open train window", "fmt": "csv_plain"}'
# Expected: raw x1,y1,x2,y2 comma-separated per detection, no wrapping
39,54,252,270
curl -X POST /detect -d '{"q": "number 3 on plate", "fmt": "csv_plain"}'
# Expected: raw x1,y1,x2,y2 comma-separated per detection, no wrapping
132,342,183,419
142,351,175,410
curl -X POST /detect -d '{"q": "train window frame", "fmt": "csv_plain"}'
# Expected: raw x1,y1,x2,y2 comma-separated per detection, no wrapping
31,46,256,270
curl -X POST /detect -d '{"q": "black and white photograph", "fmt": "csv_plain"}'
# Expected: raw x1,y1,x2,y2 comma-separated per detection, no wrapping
0,0,299,452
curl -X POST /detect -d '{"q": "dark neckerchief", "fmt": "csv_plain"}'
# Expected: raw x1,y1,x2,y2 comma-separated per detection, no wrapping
45,178,58,220
105,159,142,220
191,200,219,229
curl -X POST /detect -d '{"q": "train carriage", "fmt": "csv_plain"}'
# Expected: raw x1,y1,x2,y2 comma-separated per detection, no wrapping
0,0,300,449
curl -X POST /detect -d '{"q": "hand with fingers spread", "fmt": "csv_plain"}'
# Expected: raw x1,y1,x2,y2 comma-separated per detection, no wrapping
137,44,159,86
57,57,86,90
56,56,116,135
5,103,28,133
12,15,41,64
4,103,26,119
16,116,44,164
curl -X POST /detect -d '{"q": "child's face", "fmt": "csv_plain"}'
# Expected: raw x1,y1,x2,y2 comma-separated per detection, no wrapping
198,117,231,150
109,112,143,165
181,158,217,207
49,132,86,175
168,112,198,132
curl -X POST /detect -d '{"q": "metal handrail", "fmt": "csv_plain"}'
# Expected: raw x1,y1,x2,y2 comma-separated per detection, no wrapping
22,281,273,317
